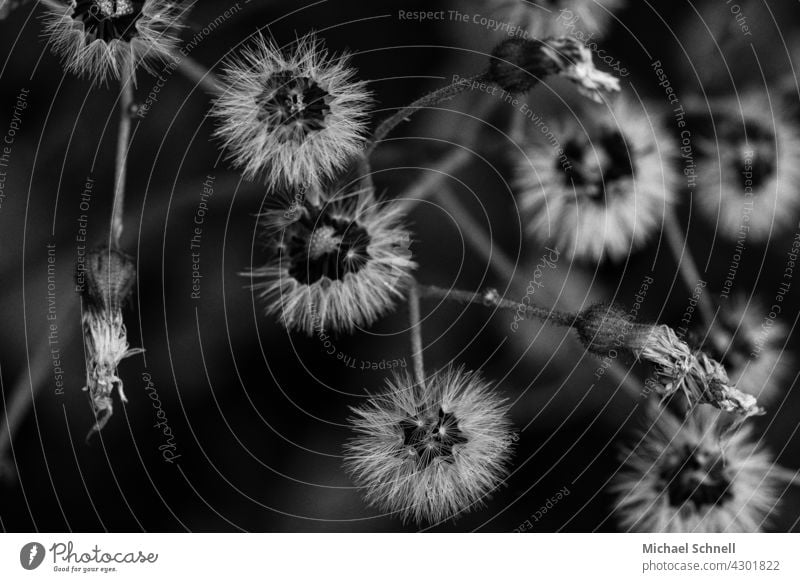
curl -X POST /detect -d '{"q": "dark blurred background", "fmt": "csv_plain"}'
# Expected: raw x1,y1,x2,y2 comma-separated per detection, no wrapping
0,0,799,532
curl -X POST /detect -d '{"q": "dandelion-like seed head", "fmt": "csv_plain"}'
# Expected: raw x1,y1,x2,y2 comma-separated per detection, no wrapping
246,188,416,335
79,247,142,437
44,0,185,84
212,34,372,191
612,406,780,532
515,96,676,262
344,367,515,525
692,93,800,241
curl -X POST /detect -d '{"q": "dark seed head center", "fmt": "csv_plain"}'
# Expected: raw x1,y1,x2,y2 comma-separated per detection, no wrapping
73,0,144,43
258,72,332,134
661,444,733,510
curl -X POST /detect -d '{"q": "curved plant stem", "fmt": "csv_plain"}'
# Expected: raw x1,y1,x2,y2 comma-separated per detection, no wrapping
435,186,516,275
355,154,374,193
110,64,135,247
434,187,643,398
393,94,499,214
173,53,224,97
663,206,717,326
408,283,426,387
367,73,486,156
395,148,474,214
418,283,576,327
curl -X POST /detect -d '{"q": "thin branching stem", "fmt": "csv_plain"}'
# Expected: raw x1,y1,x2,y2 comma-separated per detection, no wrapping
174,53,224,97
110,63,134,247
408,283,426,387
393,94,498,214
395,148,474,214
367,73,486,156
434,187,644,399
418,284,576,327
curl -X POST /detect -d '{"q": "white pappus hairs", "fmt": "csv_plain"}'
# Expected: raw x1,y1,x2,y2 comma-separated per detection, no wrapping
43,0,188,84
515,94,677,262
344,367,515,525
611,405,781,532
245,187,416,335
692,91,800,242
211,33,373,192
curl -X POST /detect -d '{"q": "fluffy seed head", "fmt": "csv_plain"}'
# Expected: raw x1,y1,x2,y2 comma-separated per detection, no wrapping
612,405,781,532
43,0,186,84
245,188,416,335
515,96,677,262
344,367,515,525
691,92,800,242
211,34,372,192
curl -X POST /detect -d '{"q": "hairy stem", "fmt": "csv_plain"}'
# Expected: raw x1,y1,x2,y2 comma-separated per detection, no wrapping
110,64,135,247
408,283,426,387
367,73,486,155
418,284,576,327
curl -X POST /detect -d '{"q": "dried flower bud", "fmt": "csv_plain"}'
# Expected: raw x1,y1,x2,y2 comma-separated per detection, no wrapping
541,37,621,102
488,38,559,94
82,307,142,438
574,303,648,355
487,36,620,101
634,325,764,419
574,307,764,418
696,353,762,419
79,247,141,438
81,247,136,311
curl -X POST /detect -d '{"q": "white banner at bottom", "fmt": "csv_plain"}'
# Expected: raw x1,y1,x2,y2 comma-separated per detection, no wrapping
1,533,799,581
